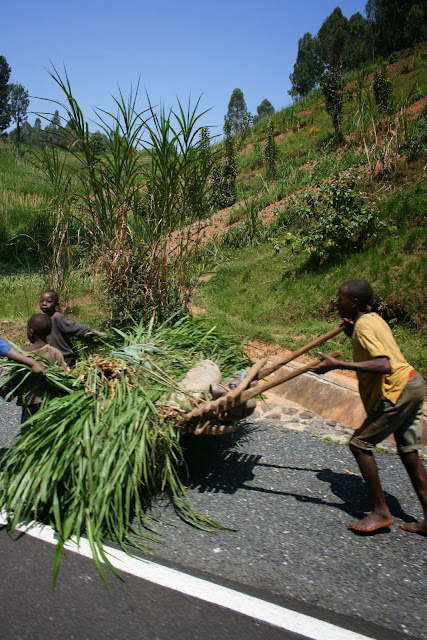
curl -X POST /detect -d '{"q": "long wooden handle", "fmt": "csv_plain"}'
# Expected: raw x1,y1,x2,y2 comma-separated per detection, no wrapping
257,326,344,379
243,350,342,400
183,350,342,422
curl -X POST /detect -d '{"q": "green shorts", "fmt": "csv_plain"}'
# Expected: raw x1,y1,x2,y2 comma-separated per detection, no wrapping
350,374,426,454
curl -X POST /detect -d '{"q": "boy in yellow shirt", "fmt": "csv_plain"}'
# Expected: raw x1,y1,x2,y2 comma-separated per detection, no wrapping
312,280,426,535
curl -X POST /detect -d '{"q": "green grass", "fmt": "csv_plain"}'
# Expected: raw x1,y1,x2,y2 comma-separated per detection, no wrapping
193,216,427,378
0,143,53,264
0,270,106,345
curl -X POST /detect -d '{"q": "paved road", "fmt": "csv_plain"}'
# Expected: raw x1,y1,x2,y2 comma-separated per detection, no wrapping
0,401,426,640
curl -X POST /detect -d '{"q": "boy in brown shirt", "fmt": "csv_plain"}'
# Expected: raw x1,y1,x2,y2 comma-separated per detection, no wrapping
17,314,68,424
40,290,106,367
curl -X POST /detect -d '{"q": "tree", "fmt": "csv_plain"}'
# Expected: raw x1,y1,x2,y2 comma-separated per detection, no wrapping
289,33,323,99
345,12,371,69
255,99,275,122
44,110,62,147
210,120,237,209
32,117,43,145
9,83,29,148
0,56,11,134
225,88,247,134
367,0,426,56
263,122,278,178
373,67,392,111
405,4,427,47
317,7,349,71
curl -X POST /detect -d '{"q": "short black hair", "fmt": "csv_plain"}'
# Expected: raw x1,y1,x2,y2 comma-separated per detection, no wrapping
28,313,52,339
340,280,374,309
42,290,59,304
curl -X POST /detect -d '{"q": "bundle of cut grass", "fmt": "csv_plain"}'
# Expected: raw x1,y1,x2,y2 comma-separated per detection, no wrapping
0,315,250,585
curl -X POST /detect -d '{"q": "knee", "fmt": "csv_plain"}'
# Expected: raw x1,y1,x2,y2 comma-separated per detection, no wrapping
349,441,371,457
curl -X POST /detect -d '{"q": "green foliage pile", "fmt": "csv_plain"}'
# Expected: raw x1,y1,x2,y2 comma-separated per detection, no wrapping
0,316,249,585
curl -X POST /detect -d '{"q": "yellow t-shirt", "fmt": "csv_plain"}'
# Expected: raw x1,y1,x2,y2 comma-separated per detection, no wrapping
352,313,413,412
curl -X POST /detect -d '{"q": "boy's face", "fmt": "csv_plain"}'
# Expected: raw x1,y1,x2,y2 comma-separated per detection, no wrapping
39,292,57,316
336,286,356,319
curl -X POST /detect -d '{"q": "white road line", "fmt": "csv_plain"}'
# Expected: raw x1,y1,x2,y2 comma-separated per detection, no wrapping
1,512,375,640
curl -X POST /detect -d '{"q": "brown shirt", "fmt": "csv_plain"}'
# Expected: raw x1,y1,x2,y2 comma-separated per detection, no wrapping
18,344,68,406
47,311,96,366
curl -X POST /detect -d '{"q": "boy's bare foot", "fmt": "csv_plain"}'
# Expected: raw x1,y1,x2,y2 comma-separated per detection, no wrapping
348,512,393,533
399,521,427,536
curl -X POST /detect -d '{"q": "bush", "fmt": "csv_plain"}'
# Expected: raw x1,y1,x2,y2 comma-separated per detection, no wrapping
280,173,384,262
373,68,392,112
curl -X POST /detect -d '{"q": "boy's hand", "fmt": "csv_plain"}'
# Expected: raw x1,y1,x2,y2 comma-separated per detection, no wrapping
310,352,341,375
88,330,107,338
340,317,355,338
7,347,46,376
31,361,46,376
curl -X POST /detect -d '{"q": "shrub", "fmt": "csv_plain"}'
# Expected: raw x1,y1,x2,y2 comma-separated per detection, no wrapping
263,122,278,178
321,71,344,140
33,68,217,325
400,104,427,160
218,200,267,250
284,173,384,262
210,120,237,209
373,68,392,112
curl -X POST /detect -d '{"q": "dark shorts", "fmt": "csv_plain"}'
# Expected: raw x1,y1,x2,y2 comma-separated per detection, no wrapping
350,374,425,454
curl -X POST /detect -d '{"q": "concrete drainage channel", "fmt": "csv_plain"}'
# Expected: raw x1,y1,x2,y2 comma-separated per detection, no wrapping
255,362,427,456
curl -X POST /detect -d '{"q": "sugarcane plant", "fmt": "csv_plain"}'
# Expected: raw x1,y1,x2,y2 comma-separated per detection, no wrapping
0,316,250,587
32,66,219,325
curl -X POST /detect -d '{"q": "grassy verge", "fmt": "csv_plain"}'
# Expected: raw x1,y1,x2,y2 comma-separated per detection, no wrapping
193,219,427,378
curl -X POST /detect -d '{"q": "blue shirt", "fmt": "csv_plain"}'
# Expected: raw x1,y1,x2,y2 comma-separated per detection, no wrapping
0,336,11,357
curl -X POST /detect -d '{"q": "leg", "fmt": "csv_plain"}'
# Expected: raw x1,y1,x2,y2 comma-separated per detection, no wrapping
398,451,427,535
348,443,393,532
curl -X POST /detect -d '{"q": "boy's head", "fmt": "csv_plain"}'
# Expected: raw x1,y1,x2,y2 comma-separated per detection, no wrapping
40,290,59,316
337,280,373,319
27,313,52,344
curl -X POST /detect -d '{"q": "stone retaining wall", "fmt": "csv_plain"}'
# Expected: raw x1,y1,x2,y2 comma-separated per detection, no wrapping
263,362,427,446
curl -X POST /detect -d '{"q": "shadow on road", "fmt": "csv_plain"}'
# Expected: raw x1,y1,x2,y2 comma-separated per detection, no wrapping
183,433,416,526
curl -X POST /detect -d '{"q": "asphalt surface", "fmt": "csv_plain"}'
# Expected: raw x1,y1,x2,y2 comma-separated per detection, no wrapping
0,400,426,640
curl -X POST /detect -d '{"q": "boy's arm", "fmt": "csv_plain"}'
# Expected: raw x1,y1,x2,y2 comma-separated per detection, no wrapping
57,315,106,339
4,347,46,376
311,353,391,375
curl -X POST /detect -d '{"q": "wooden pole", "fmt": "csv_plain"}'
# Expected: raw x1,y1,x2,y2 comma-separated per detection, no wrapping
257,326,344,379
183,350,342,422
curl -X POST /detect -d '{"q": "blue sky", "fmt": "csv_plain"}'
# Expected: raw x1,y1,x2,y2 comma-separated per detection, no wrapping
2,0,367,135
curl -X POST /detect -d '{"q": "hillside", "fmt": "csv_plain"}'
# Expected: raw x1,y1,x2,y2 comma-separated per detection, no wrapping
0,44,426,375
190,45,427,375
